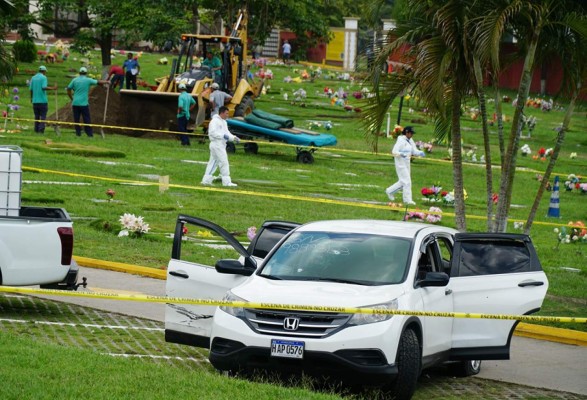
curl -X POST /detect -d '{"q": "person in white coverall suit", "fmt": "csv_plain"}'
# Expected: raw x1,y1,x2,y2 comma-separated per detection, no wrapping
201,106,240,187
385,126,425,205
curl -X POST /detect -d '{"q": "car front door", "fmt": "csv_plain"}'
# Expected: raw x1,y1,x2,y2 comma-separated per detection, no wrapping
417,235,454,359
448,233,549,360
165,216,298,349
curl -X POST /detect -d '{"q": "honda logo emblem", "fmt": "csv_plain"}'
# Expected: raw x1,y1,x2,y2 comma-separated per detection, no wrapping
283,317,300,331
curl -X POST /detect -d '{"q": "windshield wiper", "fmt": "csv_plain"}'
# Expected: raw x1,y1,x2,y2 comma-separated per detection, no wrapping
300,277,369,285
259,274,283,280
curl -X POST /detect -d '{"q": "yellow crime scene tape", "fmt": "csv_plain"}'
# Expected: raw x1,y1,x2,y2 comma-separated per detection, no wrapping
0,286,584,324
9,116,575,179
22,164,579,230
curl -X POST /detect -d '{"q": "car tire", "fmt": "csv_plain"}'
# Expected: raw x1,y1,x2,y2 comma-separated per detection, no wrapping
389,328,421,400
450,359,482,377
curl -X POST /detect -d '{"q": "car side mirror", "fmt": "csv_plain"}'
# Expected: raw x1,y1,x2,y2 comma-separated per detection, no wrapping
418,272,449,287
216,259,255,276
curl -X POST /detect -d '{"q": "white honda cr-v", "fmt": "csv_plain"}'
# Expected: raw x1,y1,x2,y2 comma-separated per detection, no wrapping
165,216,548,400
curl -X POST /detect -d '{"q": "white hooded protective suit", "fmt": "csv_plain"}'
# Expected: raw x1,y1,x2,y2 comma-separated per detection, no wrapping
201,114,239,186
385,135,424,203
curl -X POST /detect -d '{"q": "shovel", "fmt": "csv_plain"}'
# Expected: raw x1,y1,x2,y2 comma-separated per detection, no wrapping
100,85,110,139
54,88,61,136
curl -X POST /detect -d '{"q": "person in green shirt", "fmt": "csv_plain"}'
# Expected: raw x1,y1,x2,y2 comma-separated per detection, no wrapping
66,67,108,137
202,51,222,84
29,65,57,134
177,83,196,146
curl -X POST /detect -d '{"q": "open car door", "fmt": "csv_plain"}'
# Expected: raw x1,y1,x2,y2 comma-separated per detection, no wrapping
165,215,299,349
448,233,549,361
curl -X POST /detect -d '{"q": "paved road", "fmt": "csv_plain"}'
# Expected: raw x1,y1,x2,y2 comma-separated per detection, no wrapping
38,266,587,396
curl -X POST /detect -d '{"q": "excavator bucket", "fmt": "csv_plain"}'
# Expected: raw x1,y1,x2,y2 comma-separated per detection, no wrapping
117,8,259,136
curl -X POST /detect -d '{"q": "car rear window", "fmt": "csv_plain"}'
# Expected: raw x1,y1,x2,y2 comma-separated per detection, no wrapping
249,225,293,259
457,240,532,276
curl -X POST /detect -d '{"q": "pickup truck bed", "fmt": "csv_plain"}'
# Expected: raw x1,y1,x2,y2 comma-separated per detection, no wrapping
0,206,78,289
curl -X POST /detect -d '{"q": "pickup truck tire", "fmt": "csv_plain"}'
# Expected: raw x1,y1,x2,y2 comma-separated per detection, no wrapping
450,359,482,377
389,328,421,400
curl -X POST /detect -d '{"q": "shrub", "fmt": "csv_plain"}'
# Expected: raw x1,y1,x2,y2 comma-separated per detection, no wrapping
12,40,37,63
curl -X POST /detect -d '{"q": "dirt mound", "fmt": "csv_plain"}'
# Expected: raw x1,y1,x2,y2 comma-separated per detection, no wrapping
48,86,173,139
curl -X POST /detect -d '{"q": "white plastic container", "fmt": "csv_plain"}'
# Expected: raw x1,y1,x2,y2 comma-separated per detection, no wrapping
0,145,22,216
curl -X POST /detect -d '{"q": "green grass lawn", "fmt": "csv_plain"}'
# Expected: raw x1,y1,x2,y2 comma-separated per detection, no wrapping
1,47,586,332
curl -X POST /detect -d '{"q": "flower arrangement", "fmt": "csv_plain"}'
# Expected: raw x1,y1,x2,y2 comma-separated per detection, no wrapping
570,152,577,159
247,226,257,241
441,189,467,205
392,124,403,139
564,174,581,191
118,213,150,238
442,192,455,205
521,144,532,156
2,87,21,132
416,141,433,153
404,207,443,224
421,184,443,202
555,221,587,245
106,188,115,200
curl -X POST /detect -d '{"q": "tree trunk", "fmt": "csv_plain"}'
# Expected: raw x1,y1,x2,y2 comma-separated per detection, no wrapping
524,84,579,234
474,58,494,231
99,32,113,79
493,27,541,232
492,73,505,169
451,89,466,231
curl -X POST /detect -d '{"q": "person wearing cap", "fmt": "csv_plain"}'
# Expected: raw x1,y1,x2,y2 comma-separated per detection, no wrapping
123,52,140,90
29,65,57,134
177,83,196,146
66,66,109,137
385,126,425,205
201,106,240,187
202,51,222,83
209,82,232,117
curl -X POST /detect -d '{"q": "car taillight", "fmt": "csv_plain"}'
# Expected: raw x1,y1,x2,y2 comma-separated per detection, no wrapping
57,227,74,265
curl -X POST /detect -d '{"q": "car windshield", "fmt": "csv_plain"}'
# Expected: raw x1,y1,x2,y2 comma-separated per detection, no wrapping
259,231,411,285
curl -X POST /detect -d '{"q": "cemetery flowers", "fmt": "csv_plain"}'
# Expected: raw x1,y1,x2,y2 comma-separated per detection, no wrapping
555,221,587,245
405,207,443,224
118,213,150,238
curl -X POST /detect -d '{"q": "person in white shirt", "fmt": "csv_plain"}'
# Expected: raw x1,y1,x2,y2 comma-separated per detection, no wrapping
385,126,425,205
282,40,291,64
201,106,240,187
209,82,232,117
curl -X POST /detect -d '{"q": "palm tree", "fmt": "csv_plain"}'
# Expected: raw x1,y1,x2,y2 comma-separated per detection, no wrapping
524,7,587,233
364,0,478,231
473,0,587,232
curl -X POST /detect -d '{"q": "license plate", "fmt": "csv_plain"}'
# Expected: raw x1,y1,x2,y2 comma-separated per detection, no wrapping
270,339,304,359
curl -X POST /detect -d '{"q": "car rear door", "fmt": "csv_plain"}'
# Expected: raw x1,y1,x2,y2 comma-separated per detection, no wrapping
165,215,298,349
448,233,548,360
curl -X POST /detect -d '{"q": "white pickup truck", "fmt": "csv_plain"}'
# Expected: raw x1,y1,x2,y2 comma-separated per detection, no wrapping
0,145,80,290
165,215,548,400
0,206,79,289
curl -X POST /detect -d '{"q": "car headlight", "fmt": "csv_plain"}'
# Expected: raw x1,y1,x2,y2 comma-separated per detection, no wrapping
219,291,247,318
348,299,398,325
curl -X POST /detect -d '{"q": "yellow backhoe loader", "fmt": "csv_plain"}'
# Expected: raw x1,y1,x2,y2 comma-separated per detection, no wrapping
118,9,262,135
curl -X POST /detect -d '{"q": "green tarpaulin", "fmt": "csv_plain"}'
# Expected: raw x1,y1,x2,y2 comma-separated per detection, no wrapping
244,113,284,130
251,109,294,129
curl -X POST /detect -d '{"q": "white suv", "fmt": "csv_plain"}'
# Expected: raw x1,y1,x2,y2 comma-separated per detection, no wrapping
165,216,548,399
